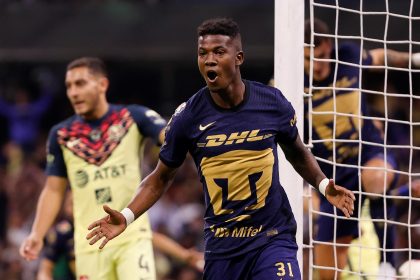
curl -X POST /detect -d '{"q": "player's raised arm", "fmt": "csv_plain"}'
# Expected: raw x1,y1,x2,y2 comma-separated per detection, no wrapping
86,160,178,249
278,134,355,218
369,48,420,68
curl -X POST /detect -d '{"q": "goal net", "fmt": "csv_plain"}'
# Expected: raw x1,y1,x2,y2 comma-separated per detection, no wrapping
275,0,420,279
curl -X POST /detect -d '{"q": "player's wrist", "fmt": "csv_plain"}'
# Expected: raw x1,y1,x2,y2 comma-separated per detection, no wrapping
120,208,135,226
318,178,329,197
29,230,44,241
412,53,420,67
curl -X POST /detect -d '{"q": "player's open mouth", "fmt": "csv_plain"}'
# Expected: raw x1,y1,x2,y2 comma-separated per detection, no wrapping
206,70,218,82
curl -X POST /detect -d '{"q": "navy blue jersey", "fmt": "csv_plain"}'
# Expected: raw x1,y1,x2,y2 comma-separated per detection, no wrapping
304,42,385,180
160,80,298,259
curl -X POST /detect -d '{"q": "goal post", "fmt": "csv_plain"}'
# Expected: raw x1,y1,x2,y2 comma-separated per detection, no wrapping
274,0,305,273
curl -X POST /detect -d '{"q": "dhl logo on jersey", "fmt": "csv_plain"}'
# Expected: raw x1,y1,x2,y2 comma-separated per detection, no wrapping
197,129,273,148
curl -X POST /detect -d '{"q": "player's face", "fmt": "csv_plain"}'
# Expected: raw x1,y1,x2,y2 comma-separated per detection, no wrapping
304,40,332,81
197,34,244,92
65,67,108,119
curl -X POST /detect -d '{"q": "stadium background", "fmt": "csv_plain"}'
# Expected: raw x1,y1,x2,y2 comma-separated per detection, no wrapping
0,0,419,279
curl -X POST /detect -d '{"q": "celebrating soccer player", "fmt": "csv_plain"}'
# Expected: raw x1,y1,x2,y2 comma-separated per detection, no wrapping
86,18,355,280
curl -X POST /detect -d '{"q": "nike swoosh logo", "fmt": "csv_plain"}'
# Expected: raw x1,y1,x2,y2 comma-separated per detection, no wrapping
199,121,216,131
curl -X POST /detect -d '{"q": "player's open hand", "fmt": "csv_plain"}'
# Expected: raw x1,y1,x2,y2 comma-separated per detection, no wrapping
19,233,44,261
325,179,356,218
86,205,127,249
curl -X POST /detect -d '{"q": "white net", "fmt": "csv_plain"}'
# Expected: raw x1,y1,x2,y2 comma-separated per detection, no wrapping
304,0,420,279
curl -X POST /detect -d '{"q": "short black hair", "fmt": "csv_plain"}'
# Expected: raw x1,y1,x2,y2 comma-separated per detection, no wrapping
197,18,241,39
67,57,108,77
304,18,330,47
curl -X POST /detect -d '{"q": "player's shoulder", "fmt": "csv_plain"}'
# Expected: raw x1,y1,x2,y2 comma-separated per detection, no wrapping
48,115,79,137
169,86,208,122
248,80,290,107
249,79,280,96
118,103,147,115
111,103,166,126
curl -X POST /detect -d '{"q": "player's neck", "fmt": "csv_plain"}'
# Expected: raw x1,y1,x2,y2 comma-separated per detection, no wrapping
210,79,245,109
82,102,110,121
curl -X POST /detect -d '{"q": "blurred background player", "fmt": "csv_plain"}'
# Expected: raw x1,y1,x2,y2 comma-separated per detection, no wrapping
86,18,355,280
303,18,420,279
19,57,167,280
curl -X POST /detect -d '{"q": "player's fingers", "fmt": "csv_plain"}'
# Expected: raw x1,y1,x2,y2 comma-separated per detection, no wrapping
99,237,110,249
347,190,356,201
88,232,104,245
86,228,102,240
21,240,36,258
103,205,115,215
87,220,101,230
346,199,354,215
343,196,353,214
347,203,354,216
349,197,355,211
19,242,28,256
22,246,38,261
341,206,350,218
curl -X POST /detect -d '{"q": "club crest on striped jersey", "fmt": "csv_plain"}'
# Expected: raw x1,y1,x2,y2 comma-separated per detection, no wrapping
57,108,133,166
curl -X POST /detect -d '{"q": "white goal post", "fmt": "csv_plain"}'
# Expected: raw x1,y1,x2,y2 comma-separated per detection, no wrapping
274,0,305,274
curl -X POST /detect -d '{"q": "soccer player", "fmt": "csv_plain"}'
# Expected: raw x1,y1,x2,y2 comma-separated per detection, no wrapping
20,57,166,280
304,18,420,279
86,18,355,280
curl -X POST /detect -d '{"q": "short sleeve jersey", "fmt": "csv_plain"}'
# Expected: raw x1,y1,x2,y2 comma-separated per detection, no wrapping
304,42,384,179
46,104,166,254
160,80,298,259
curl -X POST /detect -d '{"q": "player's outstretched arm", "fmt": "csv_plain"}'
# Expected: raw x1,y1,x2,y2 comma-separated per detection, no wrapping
86,160,178,249
370,48,420,68
279,134,355,217
20,176,67,261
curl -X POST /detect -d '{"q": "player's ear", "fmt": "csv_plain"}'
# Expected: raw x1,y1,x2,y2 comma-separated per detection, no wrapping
236,51,244,66
98,76,109,92
324,39,332,52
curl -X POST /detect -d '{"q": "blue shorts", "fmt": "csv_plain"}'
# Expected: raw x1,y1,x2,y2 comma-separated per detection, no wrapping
316,152,398,242
204,237,301,280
